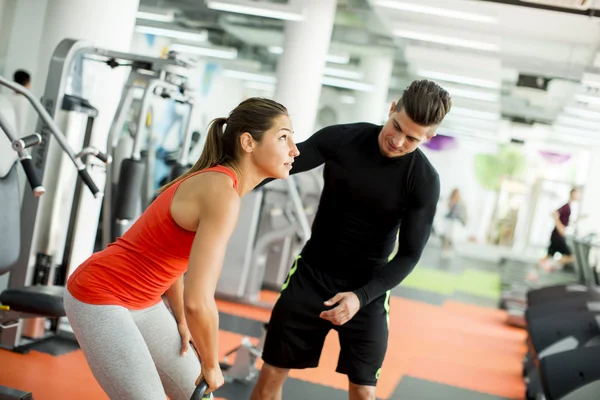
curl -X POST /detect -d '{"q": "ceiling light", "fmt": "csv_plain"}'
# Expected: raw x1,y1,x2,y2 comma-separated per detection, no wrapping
135,25,208,42
206,0,304,21
438,126,497,141
224,70,373,92
439,84,499,102
322,77,374,92
563,106,600,120
325,53,351,65
268,46,350,65
581,72,600,88
417,70,500,89
136,10,175,23
443,115,498,130
556,115,600,129
574,94,600,105
450,106,500,121
340,95,356,105
551,125,600,143
169,44,238,60
394,29,499,51
244,81,276,92
323,67,363,80
553,125,599,137
223,70,277,84
267,46,284,55
374,1,497,23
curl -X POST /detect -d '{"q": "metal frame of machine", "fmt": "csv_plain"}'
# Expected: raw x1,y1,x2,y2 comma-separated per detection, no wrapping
0,38,195,349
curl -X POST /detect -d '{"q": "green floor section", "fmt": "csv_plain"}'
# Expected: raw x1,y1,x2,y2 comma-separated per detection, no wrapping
402,266,501,300
456,269,501,299
402,268,458,295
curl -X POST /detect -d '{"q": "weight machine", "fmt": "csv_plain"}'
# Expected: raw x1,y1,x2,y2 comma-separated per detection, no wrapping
0,68,108,352
0,38,194,350
103,70,195,245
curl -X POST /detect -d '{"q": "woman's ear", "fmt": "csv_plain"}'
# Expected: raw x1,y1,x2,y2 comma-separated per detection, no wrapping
239,132,254,153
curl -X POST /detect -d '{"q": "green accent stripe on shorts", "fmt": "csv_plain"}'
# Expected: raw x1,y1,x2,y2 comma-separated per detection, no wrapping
278,255,301,298
384,289,391,327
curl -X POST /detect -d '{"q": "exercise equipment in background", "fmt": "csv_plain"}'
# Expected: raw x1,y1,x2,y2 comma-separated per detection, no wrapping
100,48,195,247
520,234,600,399
215,173,320,309
0,38,195,352
0,73,107,397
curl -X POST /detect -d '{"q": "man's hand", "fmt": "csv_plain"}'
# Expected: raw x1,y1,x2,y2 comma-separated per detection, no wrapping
319,292,361,325
178,322,192,356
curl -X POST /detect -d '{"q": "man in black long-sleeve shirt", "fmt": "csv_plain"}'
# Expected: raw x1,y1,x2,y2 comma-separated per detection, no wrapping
251,80,451,400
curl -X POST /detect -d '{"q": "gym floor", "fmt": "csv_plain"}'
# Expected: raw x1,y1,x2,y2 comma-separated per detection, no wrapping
0,246,527,399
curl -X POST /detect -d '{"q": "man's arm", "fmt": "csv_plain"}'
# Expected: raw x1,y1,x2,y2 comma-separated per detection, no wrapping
353,172,441,307
255,124,345,188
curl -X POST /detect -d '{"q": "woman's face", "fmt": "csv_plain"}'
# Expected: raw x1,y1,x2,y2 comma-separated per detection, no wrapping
250,114,300,179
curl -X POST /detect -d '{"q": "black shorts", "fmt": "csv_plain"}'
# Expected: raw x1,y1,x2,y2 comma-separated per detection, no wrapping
548,234,571,257
261,256,390,386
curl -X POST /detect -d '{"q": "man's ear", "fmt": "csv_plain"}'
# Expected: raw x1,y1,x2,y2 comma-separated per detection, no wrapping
389,101,397,117
424,127,438,142
424,133,436,142
239,132,254,153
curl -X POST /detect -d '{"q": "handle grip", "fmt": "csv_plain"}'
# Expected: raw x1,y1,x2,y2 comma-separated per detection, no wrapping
20,157,45,197
12,133,42,151
94,150,112,164
77,168,101,198
190,379,211,399
75,147,113,165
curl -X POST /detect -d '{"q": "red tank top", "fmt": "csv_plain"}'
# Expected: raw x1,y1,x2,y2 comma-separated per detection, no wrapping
67,165,238,310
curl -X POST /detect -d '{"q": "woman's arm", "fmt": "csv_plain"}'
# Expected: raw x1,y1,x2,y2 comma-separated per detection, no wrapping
165,276,186,326
183,180,240,379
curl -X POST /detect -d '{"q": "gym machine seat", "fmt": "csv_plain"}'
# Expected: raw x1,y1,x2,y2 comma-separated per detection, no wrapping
539,344,600,400
528,310,600,360
0,286,66,317
525,296,600,323
0,156,66,346
527,283,594,305
0,142,66,328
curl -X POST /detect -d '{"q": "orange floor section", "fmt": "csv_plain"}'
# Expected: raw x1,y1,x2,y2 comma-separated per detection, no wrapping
0,295,527,400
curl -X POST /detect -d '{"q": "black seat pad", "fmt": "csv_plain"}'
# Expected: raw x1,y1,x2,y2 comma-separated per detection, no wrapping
0,285,65,317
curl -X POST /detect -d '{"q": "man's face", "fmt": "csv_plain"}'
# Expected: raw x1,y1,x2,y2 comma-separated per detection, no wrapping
377,103,434,158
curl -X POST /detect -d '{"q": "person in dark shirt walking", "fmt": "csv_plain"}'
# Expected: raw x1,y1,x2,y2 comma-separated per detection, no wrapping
538,187,581,271
250,80,451,400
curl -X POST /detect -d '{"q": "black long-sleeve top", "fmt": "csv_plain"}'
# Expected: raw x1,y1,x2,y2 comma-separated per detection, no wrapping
272,122,440,307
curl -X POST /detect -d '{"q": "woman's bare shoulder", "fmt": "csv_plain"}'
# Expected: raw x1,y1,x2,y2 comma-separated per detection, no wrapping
171,172,239,231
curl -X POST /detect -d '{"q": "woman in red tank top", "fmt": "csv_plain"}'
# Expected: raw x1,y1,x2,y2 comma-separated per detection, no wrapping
64,97,299,399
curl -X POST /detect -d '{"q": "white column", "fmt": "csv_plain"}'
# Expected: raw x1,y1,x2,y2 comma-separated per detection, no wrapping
0,0,17,76
33,0,139,145
35,0,139,91
3,0,48,83
354,53,394,125
274,0,338,142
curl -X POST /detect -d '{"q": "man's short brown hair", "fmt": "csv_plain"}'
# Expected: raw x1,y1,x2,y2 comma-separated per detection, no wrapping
395,80,452,127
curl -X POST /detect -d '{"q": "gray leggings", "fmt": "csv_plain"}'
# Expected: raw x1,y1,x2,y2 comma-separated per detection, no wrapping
63,289,200,400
